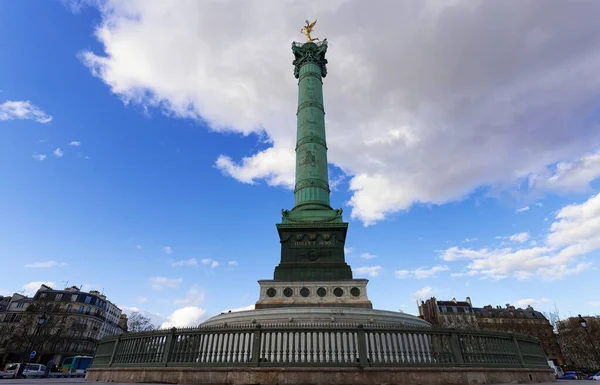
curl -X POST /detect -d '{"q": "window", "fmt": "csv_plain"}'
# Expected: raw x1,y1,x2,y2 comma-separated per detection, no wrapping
55,293,63,301
84,296,92,304
67,304,72,312
446,307,454,313
16,302,25,308
40,293,47,299
85,306,91,315
78,305,84,313
71,294,78,302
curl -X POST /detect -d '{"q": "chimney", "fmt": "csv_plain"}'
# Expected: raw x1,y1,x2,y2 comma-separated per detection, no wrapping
466,297,472,305
505,303,510,308
452,298,457,303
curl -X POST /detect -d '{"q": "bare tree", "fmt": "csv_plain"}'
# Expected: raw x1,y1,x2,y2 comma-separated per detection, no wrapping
127,312,155,332
543,303,561,333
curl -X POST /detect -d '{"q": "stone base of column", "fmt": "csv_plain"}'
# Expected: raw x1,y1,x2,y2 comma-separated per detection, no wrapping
255,279,372,309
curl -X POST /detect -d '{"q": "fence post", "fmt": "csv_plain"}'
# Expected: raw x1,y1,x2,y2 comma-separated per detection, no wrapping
108,336,121,367
162,328,177,366
511,334,525,368
251,325,262,365
357,324,369,367
450,331,464,365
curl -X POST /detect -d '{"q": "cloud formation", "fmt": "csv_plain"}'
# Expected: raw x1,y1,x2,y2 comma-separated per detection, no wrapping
201,258,219,268
80,1,600,224
148,276,182,290
24,261,67,268
171,258,198,267
0,100,52,123
22,281,56,296
412,286,435,301
439,193,600,280
395,265,449,279
173,284,205,306
161,306,207,328
354,265,382,277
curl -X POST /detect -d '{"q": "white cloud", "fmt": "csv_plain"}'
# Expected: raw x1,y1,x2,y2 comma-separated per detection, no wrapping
227,260,238,266
162,246,172,255
462,238,478,243
173,284,205,306
530,150,600,193
359,252,377,260
516,206,530,213
24,261,67,268
22,281,56,296
509,232,530,243
395,265,449,279
69,141,81,146
412,286,435,301
137,297,148,303
149,276,182,290
344,247,353,254
589,301,600,307
201,258,219,268
514,298,550,308
439,193,600,280
32,153,47,161
53,148,64,158
354,266,382,277
160,306,207,329
216,148,295,189
171,258,198,267
78,1,600,225
0,100,52,123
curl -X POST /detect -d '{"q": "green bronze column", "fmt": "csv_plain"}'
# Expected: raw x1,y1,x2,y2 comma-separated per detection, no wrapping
271,40,354,283
292,41,331,211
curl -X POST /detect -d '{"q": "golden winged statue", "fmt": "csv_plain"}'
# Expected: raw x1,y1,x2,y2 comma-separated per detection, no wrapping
301,19,319,42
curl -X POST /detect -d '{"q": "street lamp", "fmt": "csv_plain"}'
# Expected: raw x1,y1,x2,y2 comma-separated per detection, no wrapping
16,313,48,378
578,314,600,371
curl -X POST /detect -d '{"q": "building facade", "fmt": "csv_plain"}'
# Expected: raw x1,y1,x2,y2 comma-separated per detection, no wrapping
418,297,564,365
98,295,123,340
0,285,125,368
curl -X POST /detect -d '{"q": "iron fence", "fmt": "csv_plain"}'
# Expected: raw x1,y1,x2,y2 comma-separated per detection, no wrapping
90,323,548,369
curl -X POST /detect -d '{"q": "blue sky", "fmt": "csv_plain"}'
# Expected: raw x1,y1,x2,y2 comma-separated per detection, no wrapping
2,1,600,328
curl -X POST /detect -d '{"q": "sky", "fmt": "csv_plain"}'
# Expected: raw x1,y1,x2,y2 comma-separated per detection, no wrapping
1,0,600,329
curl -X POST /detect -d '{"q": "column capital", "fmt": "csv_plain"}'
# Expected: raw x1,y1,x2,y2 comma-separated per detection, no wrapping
292,40,328,79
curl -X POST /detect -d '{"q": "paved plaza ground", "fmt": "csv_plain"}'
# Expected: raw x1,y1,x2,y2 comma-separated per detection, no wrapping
0,378,566,385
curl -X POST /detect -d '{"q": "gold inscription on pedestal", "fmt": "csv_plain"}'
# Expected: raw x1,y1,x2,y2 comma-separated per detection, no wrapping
293,240,334,247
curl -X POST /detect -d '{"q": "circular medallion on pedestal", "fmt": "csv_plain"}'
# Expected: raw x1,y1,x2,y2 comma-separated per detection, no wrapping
350,287,360,297
333,287,344,297
266,288,277,297
317,287,327,297
300,287,310,297
283,287,293,297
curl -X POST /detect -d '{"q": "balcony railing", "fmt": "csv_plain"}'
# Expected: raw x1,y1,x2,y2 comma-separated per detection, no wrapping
90,323,548,369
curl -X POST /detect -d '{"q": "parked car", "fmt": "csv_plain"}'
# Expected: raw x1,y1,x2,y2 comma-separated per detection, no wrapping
560,371,579,380
0,363,21,379
21,363,47,378
590,372,600,380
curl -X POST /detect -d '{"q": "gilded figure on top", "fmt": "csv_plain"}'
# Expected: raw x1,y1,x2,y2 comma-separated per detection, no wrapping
301,19,319,42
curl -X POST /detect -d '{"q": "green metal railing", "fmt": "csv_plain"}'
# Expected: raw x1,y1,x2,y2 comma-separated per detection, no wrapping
90,323,549,369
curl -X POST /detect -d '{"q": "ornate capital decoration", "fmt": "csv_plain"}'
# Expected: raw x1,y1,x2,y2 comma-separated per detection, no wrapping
292,41,328,79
